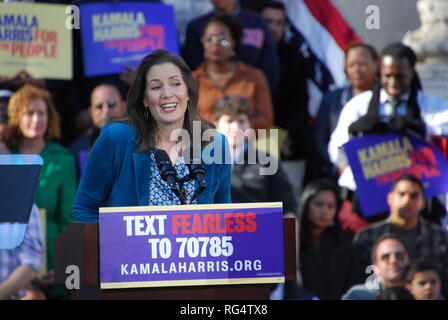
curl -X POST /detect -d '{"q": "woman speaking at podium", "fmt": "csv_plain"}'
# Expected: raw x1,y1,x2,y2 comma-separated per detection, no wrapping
73,50,231,222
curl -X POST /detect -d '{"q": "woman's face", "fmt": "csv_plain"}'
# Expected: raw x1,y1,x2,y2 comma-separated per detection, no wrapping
202,22,235,63
345,46,378,92
19,98,48,140
144,62,189,129
307,190,337,230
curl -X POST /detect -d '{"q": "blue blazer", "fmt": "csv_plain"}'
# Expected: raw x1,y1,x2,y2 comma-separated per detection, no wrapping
73,122,232,222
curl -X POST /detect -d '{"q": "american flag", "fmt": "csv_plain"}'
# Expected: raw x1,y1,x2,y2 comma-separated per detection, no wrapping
281,0,361,118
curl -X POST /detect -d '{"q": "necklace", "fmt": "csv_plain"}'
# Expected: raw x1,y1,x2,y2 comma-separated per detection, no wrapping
207,63,236,80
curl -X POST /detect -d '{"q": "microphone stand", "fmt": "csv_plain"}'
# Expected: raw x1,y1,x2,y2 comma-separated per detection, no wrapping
155,149,207,205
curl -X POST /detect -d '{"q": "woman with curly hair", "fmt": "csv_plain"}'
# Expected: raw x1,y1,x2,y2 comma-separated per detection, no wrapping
7,84,77,273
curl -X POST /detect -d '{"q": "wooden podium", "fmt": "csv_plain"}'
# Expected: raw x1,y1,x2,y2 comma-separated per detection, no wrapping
54,218,297,300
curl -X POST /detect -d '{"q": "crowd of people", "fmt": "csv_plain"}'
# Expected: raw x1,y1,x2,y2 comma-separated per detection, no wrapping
1,0,448,301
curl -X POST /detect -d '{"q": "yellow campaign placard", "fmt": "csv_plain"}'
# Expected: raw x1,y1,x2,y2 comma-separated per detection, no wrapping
0,3,72,79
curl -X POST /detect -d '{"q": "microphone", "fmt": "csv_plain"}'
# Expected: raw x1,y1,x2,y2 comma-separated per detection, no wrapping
189,149,207,202
154,149,186,204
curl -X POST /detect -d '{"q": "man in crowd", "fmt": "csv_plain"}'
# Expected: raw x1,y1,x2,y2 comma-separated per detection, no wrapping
69,84,126,180
329,43,448,194
354,175,448,298
342,233,410,300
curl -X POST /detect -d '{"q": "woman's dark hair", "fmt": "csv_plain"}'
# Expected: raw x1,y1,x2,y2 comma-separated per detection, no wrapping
204,13,244,57
298,179,345,251
126,49,213,152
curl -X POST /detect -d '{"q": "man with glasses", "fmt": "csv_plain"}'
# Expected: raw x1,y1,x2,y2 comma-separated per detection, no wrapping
69,84,126,180
342,233,410,300
353,174,448,298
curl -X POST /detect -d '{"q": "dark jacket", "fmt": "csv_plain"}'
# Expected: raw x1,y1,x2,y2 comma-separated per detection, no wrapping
231,145,297,213
300,229,363,300
313,84,353,174
354,217,448,298
273,41,310,160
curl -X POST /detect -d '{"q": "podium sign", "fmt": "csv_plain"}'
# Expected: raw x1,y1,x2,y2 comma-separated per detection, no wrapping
99,203,284,289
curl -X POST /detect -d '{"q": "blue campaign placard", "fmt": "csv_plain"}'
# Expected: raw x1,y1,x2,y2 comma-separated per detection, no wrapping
344,133,448,217
80,2,179,77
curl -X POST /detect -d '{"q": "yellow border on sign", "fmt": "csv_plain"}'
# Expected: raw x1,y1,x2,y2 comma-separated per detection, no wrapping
99,202,283,213
100,276,284,289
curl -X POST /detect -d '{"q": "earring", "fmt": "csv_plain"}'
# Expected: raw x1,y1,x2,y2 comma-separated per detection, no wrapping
143,107,149,120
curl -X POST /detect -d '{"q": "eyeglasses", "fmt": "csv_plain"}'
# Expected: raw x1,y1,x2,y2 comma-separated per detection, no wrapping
202,34,231,47
380,251,406,262
94,99,117,111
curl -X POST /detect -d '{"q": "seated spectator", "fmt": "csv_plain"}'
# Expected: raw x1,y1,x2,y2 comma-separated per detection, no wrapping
354,175,448,298
69,84,127,180
343,233,410,300
376,286,415,300
213,95,296,216
298,179,363,299
192,13,273,131
0,205,44,300
313,42,379,178
6,85,77,276
182,0,279,90
406,258,444,300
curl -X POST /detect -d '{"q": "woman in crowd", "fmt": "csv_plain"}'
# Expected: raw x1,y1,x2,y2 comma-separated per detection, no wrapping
7,84,77,272
312,42,379,178
298,179,363,299
192,13,273,131
73,49,231,222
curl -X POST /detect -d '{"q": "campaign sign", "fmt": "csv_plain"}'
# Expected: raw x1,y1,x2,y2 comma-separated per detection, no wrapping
0,3,72,79
80,2,179,77
99,203,284,289
344,133,448,217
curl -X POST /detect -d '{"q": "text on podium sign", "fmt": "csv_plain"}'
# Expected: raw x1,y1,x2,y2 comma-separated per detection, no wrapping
99,202,285,289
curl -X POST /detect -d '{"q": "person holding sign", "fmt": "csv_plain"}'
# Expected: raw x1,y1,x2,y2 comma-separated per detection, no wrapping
329,43,448,193
73,50,231,222
328,43,448,228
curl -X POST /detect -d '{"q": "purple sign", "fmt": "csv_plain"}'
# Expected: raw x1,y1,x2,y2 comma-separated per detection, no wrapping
80,2,179,77
99,203,284,289
344,133,448,217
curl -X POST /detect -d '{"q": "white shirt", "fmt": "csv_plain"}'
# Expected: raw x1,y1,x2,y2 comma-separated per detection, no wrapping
328,89,448,190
